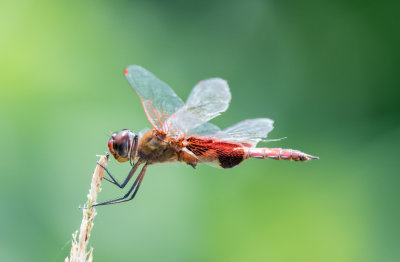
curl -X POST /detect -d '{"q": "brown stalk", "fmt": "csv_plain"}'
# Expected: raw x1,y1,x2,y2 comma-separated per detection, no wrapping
65,154,109,262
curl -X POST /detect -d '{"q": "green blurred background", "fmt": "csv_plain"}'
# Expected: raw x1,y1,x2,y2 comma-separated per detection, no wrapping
1,0,399,261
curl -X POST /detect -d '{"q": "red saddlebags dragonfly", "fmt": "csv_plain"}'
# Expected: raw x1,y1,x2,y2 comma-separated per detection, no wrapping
94,65,318,207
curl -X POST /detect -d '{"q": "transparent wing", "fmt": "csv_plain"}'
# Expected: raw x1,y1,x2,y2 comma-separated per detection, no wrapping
165,78,231,135
187,122,221,136
125,65,184,131
218,118,274,147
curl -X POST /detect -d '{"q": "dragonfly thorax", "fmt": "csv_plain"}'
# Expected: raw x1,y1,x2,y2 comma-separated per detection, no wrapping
108,129,137,163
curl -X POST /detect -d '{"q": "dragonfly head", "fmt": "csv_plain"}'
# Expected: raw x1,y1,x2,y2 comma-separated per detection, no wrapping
108,129,137,163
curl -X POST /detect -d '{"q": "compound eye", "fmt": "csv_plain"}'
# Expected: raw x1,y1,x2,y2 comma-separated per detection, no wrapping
108,129,135,162
113,130,133,158
114,139,128,158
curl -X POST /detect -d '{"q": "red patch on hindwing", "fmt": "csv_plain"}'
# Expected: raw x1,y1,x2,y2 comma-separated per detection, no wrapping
186,137,245,168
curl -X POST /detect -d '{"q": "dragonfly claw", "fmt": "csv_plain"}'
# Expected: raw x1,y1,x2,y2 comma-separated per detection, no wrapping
78,204,94,210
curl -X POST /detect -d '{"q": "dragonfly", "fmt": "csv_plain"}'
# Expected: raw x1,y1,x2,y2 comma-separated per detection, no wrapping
94,65,318,207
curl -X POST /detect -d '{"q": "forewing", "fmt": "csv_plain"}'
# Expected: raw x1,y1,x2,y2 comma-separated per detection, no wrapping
165,78,231,135
220,118,274,147
125,65,184,131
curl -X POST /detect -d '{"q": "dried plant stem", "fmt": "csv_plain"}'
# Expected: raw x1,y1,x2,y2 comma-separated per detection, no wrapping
65,154,109,262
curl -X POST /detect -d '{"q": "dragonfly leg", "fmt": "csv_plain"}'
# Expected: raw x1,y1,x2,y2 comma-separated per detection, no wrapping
91,164,149,207
97,160,142,189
